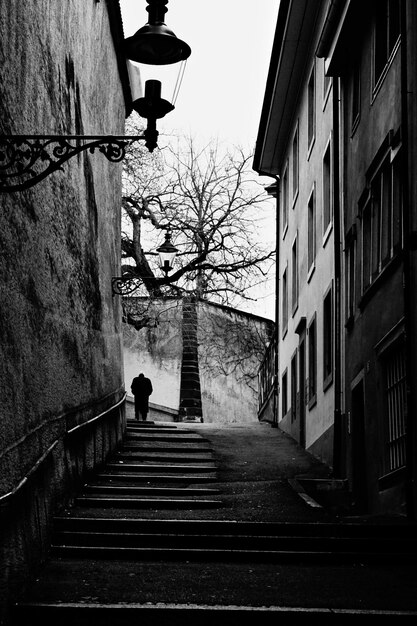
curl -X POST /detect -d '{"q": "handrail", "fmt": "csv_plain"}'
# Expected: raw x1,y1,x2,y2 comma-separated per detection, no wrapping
0,387,126,461
0,392,126,505
0,440,59,505
66,392,126,435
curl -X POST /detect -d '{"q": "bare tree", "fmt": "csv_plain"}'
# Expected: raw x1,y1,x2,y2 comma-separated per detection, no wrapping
120,119,275,329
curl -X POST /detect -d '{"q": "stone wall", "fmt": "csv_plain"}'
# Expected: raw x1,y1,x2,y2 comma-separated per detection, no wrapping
0,1,129,620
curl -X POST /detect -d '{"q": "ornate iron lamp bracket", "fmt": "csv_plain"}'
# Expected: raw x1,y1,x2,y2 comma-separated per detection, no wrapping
0,134,152,193
111,275,142,296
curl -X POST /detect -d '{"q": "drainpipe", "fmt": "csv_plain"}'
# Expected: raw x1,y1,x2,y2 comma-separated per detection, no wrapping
264,177,280,428
401,0,416,520
332,77,342,477
274,179,280,428
269,177,280,428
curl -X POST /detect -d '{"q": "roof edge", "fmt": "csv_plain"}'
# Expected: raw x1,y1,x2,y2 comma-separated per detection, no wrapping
106,0,133,118
253,0,291,175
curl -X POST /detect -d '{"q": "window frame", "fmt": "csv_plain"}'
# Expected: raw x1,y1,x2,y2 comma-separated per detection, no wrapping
307,63,316,155
281,368,288,419
323,283,334,391
291,232,299,316
282,263,288,338
345,225,357,327
373,0,401,94
281,162,289,238
292,125,299,205
291,350,298,423
307,184,316,279
359,144,403,300
308,313,317,409
351,58,361,134
322,135,333,244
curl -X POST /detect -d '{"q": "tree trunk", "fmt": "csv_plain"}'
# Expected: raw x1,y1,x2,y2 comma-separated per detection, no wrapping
179,298,203,422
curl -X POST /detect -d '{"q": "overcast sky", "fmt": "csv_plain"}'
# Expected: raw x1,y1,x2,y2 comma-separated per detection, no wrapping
119,0,279,319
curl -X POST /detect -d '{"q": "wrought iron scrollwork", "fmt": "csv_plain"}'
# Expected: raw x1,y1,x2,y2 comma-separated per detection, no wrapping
0,134,146,192
111,275,142,296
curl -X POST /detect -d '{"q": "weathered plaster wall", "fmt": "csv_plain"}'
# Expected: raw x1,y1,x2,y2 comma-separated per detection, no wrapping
0,1,128,620
122,299,274,424
197,302,273,423
123,301,183,411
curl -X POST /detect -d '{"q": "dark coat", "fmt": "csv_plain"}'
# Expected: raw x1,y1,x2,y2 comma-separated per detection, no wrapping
131,375,153,412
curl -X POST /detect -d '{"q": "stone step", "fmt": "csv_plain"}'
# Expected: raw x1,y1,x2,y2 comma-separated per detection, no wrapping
126,421,175,429
17,601,412,625
49,542,413,565
125,433,206,443
121,443,213,452
112,452,214,463
73,496,223,509
95,472,216,483
81,485,221,497
50,528,414,557
53,517,417,539
105,463,216,473
126,426,181,434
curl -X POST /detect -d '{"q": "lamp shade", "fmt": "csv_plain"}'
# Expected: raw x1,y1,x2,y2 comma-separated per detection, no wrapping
125,23,191,65
124,0,191,66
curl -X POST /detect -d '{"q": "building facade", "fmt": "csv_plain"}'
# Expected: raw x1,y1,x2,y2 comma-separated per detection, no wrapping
255,0,417,517
320,0,417,516
254,0,338,468
0,1,134,620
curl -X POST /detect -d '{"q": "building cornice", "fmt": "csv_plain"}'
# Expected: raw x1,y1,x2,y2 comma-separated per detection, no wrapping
253,0,323,177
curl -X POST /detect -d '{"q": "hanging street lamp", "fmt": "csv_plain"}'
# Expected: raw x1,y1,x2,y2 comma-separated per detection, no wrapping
0,0,191,192
156,230,179,275
124,0,191,151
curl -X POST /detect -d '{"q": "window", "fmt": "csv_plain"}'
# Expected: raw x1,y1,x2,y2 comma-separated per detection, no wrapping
282,369,288,418
374,0,400,87
323,59,331,100
362,199,373,291
382,340,407,473
282,265,288,336
292,235,298,314
292,127,299,200
351,59,361,130
291,352,297,423
345,227,357,323
323,286,333,388
308,186,316,272
282,164,289,235
323,140,332,237
307,65,316,149
308,315,317,407
361,151,402,294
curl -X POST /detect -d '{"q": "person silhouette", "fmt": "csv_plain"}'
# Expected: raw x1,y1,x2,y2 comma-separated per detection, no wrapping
131,373,153,421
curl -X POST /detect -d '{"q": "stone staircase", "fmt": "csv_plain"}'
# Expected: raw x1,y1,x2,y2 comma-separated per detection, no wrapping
67,420,221,512
12,420,417,624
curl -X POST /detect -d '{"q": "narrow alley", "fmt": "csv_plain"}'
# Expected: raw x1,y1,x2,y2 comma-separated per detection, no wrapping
12,417,417,624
